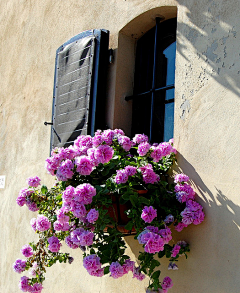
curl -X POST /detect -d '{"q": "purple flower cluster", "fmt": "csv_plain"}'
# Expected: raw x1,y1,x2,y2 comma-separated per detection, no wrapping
16,188,34,207
26,176,41,188
132,266,146,281
174,173,189,184
150,142,175,162
139,164,159,184
21,245,33,258
13,259,27,273
141,206,157,223
175,183,195,203
181,200,205,225
83,254,104,277
65,228,94,248
137,142,151,156
168,262,178,270
118,135,134,151
36,215,51,232
54,183,96,230
110,259,136,279
47,236,61,253
132,134,148,144
137,227,165,254
161,276,173,292
18,276,43,293
114,165,137,184
171,244,181,257
86,209,99,223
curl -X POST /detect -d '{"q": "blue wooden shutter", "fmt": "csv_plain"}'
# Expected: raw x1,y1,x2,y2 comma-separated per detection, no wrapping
51,29,109,149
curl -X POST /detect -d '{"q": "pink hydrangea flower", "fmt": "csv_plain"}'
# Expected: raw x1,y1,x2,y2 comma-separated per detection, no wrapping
118,135,134,151
181,200,205,225
171,244,181,257
75,156,93,175
132,266,145,281
141,206,157,223
92,134,104,147
29,282,43,293
150,146,164,162
74,183,96,205
102,129,115,145
56,207,70,223
26,176,41,188
122,259,135,274
87,148,101,166
62,186,75,203
21,245,33,258
109,261,124,279
115,169,128,184
65,235,79,249
48,236,61,253
13,259,27,273
144,233,165,254
132,134,148,144
53,221,70,231
174,222,188,232
158,142,173,157
70,201,87,219
174,173,189,184
139,165,159,184
161,276,173,290
86,209,99,223
114,129,125,136
125,166,137,176
83,254,102,275
56,159,74,181
78,230,94,246
19,276,31,292
16,188,34,207
26,199,39,212
45,155,61,176
70,228,85,246
94,145,114,164
74,135,93,148
137,142,151,156
159,227,172,244
36,215,51,232
175,183,195,202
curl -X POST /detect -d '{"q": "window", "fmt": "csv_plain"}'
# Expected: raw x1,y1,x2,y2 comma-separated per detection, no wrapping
127,18,177,142
50,29,109,150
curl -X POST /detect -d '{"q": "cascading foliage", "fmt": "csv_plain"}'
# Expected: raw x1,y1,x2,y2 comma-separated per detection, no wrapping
14,129,204,293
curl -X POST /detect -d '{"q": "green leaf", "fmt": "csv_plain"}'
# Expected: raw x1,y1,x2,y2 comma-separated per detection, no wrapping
104,266,110,274
151,270,160,280
41,185,48,195
138,196,150,205
56,194,62,200
122,192,130,201
129,194,138,207
124,221,133,231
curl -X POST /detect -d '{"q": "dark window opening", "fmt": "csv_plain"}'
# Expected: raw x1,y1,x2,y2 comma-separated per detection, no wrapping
130,18,177,143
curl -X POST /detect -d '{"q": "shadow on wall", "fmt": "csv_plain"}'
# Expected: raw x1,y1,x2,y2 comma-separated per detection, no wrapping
125,153,240,292
175,0,240,118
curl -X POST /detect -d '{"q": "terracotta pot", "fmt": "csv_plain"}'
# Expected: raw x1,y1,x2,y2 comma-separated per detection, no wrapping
104,190,148,235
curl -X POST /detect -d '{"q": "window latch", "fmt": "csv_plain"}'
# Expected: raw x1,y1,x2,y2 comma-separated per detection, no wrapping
44,122,61,143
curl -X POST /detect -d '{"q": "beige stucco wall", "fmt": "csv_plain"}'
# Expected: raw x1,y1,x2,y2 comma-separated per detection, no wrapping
1,0,240,292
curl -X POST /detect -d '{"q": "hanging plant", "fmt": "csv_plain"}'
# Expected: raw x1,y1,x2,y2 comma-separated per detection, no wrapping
14,129,204,293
